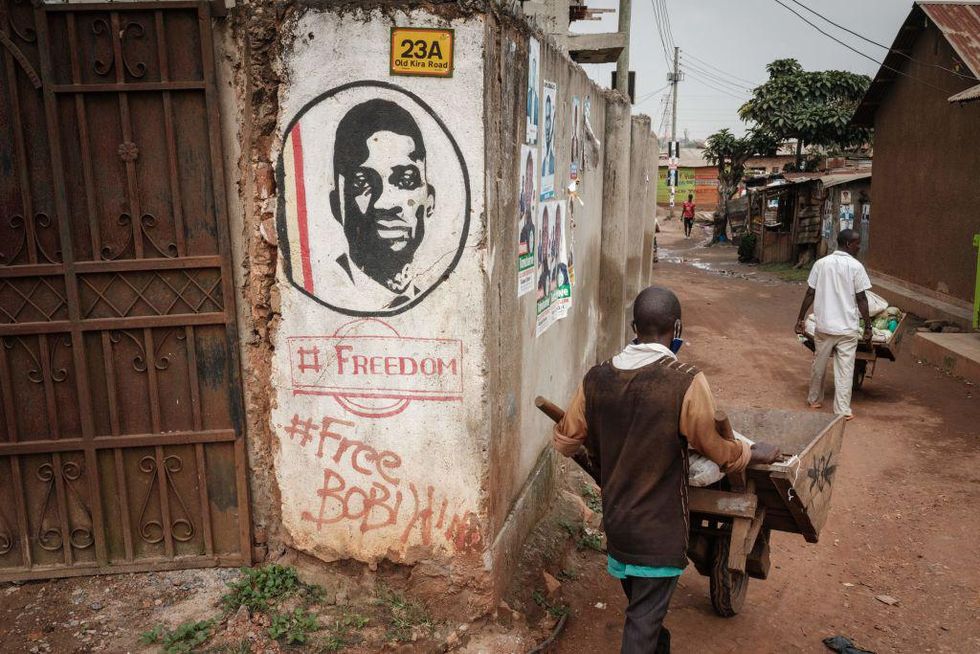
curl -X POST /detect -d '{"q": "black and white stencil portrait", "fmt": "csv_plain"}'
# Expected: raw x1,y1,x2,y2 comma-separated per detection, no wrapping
277,81,470,316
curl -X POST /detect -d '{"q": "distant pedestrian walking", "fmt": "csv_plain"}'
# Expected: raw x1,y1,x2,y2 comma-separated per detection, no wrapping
681,194,695,238
794,229,872,420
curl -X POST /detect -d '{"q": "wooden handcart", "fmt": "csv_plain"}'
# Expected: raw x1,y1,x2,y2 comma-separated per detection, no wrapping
536,399,846,617
802,312,910,389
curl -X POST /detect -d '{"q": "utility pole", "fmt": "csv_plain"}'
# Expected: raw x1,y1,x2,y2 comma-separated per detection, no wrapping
671,46,679,145
668,46,680,219
615,0,631,95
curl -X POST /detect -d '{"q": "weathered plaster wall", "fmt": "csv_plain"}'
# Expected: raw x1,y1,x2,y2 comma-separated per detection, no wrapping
481,14,635,597
268,6,488,596
218,0,649,611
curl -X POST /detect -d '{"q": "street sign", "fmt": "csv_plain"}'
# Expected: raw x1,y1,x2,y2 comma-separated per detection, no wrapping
390,27,454,78
667,169,678,186
668,141,680,159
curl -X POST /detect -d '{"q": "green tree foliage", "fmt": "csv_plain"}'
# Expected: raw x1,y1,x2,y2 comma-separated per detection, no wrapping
702,128,778,241
702,128,779,205
738,58,871,166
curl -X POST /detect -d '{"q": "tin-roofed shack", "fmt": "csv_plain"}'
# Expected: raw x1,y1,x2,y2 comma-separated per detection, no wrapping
732,170,872,265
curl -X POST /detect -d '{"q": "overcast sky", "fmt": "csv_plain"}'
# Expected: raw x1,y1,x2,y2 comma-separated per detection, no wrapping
572,0,914,142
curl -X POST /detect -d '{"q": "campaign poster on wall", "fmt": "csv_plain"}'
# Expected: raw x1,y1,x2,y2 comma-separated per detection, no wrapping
568,198,576,287
535,201,557,336
525,38,540,145
517,144,538,296
540,80,557,200
550,200,572,318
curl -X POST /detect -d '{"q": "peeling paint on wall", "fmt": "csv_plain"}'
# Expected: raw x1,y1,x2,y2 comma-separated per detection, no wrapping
271,9,486,565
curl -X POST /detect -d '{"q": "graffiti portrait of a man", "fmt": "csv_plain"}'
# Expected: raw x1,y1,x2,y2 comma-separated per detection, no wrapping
277,82,470,317
330,100,432,302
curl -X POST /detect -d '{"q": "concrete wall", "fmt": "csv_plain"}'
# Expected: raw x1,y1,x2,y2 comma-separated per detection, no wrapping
213,0,648,611
868,24,980,304
482,13,636,599
268,8,489,614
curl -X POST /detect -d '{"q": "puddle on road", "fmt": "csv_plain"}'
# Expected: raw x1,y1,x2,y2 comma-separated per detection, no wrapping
658,247,767,282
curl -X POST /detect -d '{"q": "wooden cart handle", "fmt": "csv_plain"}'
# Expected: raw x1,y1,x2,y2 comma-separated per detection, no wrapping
535,396,565,423
714,410,734,441
535,395,600,484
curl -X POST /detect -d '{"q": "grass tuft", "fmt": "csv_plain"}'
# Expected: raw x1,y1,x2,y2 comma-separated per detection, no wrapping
374,584,434,643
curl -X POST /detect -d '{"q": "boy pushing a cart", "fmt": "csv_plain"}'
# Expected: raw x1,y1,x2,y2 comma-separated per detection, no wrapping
552,286,781,653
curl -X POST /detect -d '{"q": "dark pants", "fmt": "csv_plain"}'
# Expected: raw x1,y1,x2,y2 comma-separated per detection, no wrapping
619,576,678,654
683,218,693,236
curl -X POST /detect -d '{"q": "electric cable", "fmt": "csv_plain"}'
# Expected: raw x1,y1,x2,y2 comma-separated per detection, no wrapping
770,0,952,93
785,0,978,81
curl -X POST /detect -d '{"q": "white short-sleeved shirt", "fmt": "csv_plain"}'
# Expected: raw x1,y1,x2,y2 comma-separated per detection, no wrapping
807,250,872,335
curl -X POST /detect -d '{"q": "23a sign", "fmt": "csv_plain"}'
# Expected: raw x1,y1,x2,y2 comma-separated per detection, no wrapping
390,27,454,78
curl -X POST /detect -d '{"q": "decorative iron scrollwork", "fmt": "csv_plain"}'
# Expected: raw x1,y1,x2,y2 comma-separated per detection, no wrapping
109,329,147,372
0,507,14,556
0,529,12,556
34,460,94,553
32,213,61,264
7,0,37,44
140,214,178,259
100,213,135,261
1,334,71,384
120,21,147,79
137,455,195,544
153,329,185,371
0,212,62,265
91,18,113,77
0,214,27,265
61,461,94,549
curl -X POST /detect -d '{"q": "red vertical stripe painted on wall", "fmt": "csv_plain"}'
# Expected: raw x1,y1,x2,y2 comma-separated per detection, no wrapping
291,124,315,293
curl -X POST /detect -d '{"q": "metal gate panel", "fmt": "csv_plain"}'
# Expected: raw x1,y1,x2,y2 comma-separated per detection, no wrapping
0,0,250,580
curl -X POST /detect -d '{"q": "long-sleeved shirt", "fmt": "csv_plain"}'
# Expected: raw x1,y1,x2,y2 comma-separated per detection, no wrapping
553,343,751,474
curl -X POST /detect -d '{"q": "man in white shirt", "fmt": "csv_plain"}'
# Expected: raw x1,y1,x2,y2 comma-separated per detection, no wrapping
795,229,873,420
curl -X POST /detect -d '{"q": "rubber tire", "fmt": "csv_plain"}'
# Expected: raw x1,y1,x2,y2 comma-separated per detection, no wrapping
853,359,867,390
709,536,749,617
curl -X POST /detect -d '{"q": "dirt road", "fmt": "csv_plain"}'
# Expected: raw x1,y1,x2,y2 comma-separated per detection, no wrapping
552,219,980,654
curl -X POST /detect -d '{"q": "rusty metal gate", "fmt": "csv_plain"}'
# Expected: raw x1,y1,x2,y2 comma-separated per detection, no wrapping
0,0,251,580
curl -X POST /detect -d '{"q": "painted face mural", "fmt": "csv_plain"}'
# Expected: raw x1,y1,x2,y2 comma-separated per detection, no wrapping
277,82,470,316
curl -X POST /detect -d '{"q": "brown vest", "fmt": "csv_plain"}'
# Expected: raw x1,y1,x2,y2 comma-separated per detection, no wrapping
583,356,699,568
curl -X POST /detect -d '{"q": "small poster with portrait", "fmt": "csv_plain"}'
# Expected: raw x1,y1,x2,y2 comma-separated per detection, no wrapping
517,144,538,296
525,38,540,145
535,201,557,336
549,200,572,319
540,80,557,200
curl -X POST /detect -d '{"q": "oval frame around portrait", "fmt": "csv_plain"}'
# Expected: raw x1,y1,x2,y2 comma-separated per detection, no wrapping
276,80,472,317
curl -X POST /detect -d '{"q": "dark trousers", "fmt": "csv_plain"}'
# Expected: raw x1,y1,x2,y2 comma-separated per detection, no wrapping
619,576,678,654
683,218,693,236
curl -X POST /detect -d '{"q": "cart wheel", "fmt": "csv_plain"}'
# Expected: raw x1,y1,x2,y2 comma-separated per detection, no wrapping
709,536,748,617
853,359,868,390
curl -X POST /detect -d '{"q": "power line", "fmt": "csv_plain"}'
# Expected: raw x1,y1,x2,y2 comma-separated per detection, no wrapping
648,0,672,67
659,0,676,51
770,0,952,94
683,70,751,101
680,58,756,93
785,0,978,82
636,82,673,104
680,51,761,87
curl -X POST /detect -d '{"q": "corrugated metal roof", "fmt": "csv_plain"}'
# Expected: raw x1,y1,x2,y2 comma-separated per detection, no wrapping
920,3,980,78
949,81,980,101
818,171,872,188
852,2,980,125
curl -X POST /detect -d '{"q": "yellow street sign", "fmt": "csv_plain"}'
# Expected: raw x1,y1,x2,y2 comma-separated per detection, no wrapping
390,27,454,78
